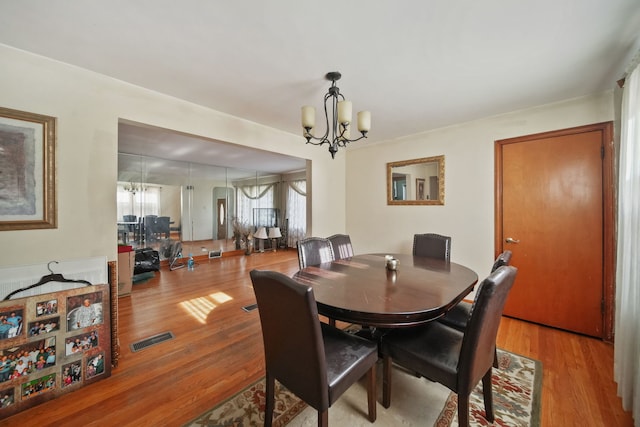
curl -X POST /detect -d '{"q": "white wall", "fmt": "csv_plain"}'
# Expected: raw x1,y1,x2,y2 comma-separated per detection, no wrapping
346,92,614,283
0,44,346,267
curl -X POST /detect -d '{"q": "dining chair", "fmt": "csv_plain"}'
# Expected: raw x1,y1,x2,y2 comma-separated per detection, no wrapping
297,237,335,270
250,270,378,427
412,233,451,260
437,250,512,368
327,234,354,260
380,265,517,427
438,250,513,331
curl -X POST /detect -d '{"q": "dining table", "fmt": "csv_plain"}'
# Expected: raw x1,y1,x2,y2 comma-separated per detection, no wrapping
292,253,478,328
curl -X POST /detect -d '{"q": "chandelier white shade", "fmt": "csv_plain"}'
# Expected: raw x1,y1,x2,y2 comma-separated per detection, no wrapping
302,71,371,159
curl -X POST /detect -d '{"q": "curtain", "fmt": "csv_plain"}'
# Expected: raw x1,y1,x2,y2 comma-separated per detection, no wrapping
615,59,640,426
236,183,275,228
285,180,306,247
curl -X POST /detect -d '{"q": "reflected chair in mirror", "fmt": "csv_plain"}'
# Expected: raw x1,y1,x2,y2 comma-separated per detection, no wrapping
156,216,171,240
122,215,139,242
250,270,378,427
327,234,354,260
438,250,513,338
380,266,518,427
412,233,451,260
296,237,335,270
143,215,158,242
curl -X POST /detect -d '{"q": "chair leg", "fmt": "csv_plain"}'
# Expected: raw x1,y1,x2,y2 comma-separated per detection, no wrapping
482,369,495,422
382,355,392,408
367,364,377,422
493,348,499,368
318,409,328,427
458,394,470,427
329,318,336,327
265,372,275,427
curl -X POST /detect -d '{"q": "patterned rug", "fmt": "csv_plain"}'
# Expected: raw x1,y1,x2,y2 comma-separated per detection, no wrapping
184,349,541,427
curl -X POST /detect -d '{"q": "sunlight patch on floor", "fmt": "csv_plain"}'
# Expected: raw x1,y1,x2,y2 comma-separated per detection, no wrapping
179,292,233,324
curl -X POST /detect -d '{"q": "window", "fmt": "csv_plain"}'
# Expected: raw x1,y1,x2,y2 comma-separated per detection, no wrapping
285,180,306,247
116,183,161,221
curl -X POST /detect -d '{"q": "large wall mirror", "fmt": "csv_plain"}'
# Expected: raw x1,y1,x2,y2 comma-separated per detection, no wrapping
116,120,310,260
387,155,445,205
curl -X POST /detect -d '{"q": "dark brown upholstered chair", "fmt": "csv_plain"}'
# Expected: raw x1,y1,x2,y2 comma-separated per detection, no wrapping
412,233,451,260
250,270,378,427
327,234,354,260
438,250,512,368
297,237,335,270
438,250,512,332
380,266,518,427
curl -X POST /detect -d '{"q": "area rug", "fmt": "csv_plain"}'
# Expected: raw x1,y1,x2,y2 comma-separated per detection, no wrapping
184,349,541,427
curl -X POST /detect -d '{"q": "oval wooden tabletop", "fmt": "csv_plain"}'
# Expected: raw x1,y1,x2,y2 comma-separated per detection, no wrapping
293,253,478,327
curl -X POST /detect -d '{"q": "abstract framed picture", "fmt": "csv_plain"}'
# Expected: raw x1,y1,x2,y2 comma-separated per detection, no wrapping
0,106,56,231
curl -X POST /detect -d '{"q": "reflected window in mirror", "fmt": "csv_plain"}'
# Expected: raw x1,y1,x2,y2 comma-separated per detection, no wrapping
387,155,444,205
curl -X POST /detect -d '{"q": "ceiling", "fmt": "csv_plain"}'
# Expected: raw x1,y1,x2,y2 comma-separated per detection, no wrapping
1,1,639,173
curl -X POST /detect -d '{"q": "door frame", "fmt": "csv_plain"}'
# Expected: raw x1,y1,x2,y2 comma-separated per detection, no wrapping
494,122,615,340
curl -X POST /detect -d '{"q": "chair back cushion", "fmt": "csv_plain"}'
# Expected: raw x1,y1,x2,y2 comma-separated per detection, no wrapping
250,270,329,409
490,250,512,272
327,234,354,260
458,266,517,391
297,237,335,269
412,233,452,260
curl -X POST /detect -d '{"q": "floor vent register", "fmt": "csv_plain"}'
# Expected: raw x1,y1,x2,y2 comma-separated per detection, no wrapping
130,331,175,352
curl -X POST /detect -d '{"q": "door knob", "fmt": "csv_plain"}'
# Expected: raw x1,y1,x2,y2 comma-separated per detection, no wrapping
505,237,520,244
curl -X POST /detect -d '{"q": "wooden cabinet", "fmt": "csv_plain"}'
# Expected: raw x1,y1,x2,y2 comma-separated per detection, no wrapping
117,246,134,297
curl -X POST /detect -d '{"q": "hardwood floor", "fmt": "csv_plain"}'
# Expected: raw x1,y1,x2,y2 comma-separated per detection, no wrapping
3,250,633,426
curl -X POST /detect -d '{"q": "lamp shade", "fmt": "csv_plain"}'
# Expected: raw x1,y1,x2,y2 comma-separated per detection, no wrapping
268,227,282,239
357,111,371,132
254,227,268,239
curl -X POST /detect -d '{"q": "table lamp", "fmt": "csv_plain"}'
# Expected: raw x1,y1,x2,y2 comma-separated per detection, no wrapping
254,227,268,252
268,227,282,252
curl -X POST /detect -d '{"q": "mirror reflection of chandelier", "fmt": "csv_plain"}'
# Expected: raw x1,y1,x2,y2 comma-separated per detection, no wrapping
124,181,146,195
302,71,371,159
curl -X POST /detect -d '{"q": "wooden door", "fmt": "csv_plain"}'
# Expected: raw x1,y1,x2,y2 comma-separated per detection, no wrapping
495,122,614,338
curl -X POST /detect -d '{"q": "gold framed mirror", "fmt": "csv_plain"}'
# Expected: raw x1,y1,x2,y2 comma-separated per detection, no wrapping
387,155,445,205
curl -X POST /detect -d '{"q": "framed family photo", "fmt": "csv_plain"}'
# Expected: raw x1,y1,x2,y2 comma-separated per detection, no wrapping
0,283,111,419
0,106,56,231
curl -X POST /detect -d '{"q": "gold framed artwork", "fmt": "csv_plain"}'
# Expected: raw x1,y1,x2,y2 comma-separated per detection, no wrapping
0,107,57,231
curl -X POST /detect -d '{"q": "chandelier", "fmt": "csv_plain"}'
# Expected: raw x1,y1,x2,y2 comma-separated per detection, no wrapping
123,181,146,196
301,72,371,159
